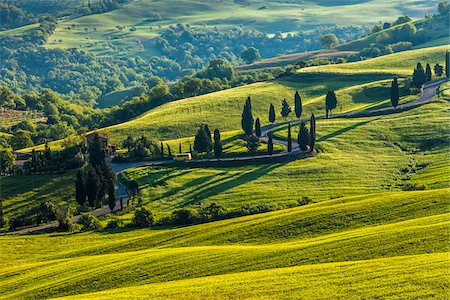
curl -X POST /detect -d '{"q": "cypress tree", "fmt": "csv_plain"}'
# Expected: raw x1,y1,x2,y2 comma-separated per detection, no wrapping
204,124,212,152
213,129,223,159
281,99,291,120
241,96,254,136
425,63,432,82
86,166,100,208
88,133,105,167
75,169,86,207
390,77,400,108
446,51,449,78
194,125,212,154
287,123,292,153
267,132,274,156
294,91,302,119
255,117,261,137
309,113,316,152
179,142,182,154
412,62,427,88
107,183,116,212
434,63,443,77
298,121,309,152
325,91,337,118
269,103,276,124
160,142,164,157
167,144,172,157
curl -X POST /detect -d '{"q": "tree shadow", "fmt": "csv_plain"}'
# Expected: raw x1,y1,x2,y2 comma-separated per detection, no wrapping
317,119,375,142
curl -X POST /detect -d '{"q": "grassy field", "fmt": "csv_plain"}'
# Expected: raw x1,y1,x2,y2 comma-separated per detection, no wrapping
40,0,438,58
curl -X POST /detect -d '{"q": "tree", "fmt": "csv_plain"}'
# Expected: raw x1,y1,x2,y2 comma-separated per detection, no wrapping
133,207,154,227
123,135,134,153
167,144,172,157
245,135,261,156
241,96,254,136
425,63,432,82
86,166,100,208
10,130,33,150
446,51,449,78
320,33,338,49
298,121,309,152
294,91,302,119
267,132,274,156
160,142,164,157
438,1,449,16
287,123,292,153
213,129,223,159
75,169,86,207
412,63,426,88
325,91,337,118
87,133,105,167
268,103,276,124
280,99,291,120
309,114,316,152
240,47,261,64
179,142,182,154
390,77,400,108
255,118,261,137
434,63,444,77
198,59,235,80
0,148,15,174
107,183,116,212
194,124,212,153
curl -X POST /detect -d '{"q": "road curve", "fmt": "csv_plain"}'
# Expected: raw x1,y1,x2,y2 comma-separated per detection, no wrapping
3,78,447,235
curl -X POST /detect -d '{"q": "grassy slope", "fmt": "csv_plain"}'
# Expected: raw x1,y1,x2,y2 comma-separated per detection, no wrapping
0,188,448,298
43,0,437,58
121,100,449,213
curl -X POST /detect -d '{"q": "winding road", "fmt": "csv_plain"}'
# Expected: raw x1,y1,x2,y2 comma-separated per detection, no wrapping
3,78,447,235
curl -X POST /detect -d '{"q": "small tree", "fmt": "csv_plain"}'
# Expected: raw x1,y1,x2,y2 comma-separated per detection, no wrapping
133,207,154,227
0,148,15,174
412,62,426,88
390,77,400,108
179,142,182,154
160,142,164,157
255,117,261,137
269,103,276,124
167,144,172,157
241,96,254,136
294,91,302,119
309,113,316,152
194,124,213,154
75,169,86,207
425,63,432,82
325,91,337,118
267,132,274,156
287,123,292,153
213,129,223,159
86,166,100,208
298,121,310,152
281,99,291,120
107,183,116,212
245,135,261,156
320,33,339,49
434,63,443,77
240,47,261,64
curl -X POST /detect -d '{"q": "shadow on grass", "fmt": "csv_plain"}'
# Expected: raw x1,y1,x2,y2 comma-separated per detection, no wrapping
317,119,375,142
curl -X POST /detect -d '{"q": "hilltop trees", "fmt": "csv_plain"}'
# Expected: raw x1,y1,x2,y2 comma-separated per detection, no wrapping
425,63,432,82
325,91,337,118
194,124,212,154
390,77,400,108
298,121,310,152
287,123,292,153
241,96,254,136
281,99,291,120
269,103,276,124
240,47,261,64
255,118,262,138
294,91,302,119
320,33,339,49
412,63,426,88
213,129,223,159
309,114,316,151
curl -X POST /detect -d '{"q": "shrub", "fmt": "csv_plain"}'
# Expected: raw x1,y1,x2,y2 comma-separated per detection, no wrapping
402,183,426,191
106,217,125,229
79,213,102,231
171,208,198,225
57,214,79,232
298,196,313,206
133,207,154,227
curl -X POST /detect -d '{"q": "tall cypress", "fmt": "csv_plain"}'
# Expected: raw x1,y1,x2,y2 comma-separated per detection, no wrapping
309,113,316,152
325,91,337,118
412,63,426,88
160,142,164,157
390,77,400,108
269,103,276,124
213,129,223,159
255,117,261,137
287,123,292,153
294,91,302,119
107,183,116,212
281,99,291,120
241,96,254,136
298,121,309,152
194,125,212,154
167,144,172,157
425,63,432,82
446,51,449,78
75,169,86,207
267,132,274,156
86,166,100,208
179,142,182,154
